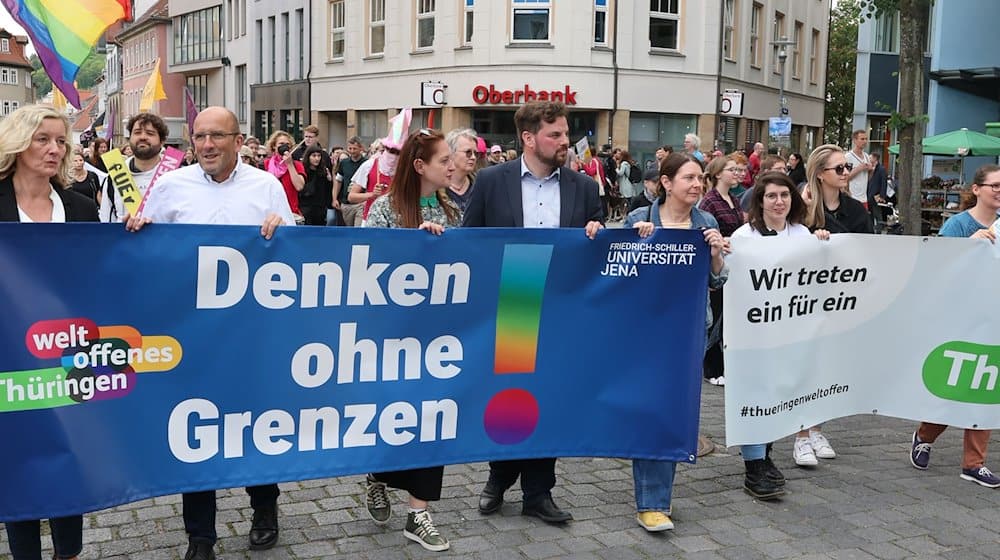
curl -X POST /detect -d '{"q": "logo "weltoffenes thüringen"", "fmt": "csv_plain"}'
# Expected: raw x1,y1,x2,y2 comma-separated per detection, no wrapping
0,318,182,413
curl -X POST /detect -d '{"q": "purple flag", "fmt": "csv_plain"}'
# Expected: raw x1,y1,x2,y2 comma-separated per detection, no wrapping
104,105,116,141
184,87,198,136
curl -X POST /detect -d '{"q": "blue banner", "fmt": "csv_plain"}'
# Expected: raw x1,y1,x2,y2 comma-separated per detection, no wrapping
0,224,708,521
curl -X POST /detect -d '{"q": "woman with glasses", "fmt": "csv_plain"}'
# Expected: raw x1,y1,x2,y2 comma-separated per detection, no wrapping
908,164,1000,487
699,154,746,387
623,152,727,532
791,144,875,468
361,129,458,551
444,128,479,213
730,172,830,500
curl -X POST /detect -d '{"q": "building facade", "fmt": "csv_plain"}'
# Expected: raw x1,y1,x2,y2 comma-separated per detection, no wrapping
0,29,36,116
167,0,226,126
249,0,311,142
308,0,830,167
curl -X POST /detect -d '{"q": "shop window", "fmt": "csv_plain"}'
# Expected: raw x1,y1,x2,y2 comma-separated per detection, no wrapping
357,110,388,145
594,0,608,47
511,0,551,43
629,112,697,170
416,0,435,50
329,1,345,59
649,0,680,51
462,0,474,45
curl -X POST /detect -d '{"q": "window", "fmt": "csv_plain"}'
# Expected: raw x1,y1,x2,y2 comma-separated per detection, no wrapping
2,101,10,116
810,28,820,84
723,0,736,60
750,3,762,67
792,21,803,79
173,7,223,65
369,0,386,55
873,10,898,53
462,0,474,45
269,16,276,81
282,13,289,81
256,19,263,81
235,65,247,122
416,0,435,49
772,11,786,73
10,69,16,85
329,1,345,58
357,110,388,145
512,0,551,43
0,39,8,53
594,0,608,47
297,9,304,79
186,74,209,112
649,0,680,51
228,0,246,39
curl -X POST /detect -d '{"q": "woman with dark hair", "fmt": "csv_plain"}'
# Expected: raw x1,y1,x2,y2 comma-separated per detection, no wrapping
298,145,332,225
623,152,727,532
0,104,98,560
787,152,807,187
361,129,458,552
87,137,109,173
909,163,1000,488
68,151,101,204
730,171,829,498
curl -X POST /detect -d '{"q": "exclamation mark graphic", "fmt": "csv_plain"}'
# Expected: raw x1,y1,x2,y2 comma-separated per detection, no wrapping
484,244,553,445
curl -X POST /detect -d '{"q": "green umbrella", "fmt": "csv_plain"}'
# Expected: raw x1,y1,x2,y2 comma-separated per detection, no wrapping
887,128,1000,182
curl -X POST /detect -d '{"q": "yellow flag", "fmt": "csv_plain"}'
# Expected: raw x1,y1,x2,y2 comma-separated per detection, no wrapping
52,88,67,111
139,58,168,112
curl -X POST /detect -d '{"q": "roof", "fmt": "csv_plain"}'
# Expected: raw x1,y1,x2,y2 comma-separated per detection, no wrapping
115,0,169,42
71,94,100,133
0,29,34,70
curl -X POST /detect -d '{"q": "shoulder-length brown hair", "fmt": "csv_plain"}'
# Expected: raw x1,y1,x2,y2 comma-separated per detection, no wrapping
747,172,806,232
389,129,460,228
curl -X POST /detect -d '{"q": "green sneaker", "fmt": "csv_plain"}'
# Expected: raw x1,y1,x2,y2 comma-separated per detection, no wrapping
365,474,391,525
403,510,450,552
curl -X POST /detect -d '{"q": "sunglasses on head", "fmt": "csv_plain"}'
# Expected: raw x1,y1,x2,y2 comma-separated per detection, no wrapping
824,163,854,175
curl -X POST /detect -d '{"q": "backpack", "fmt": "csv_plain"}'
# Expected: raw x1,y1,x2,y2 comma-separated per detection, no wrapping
627,161,641,184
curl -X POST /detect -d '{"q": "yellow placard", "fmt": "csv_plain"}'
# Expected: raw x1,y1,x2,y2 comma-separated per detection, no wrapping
101,149,141,217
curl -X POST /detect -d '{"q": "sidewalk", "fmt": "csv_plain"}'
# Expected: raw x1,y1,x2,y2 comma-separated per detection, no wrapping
3,383,999,559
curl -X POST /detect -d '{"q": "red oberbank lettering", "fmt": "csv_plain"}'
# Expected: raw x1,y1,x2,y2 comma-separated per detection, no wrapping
471,84,578,106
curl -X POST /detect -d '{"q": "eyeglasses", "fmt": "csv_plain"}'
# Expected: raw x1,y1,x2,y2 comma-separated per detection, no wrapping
723,167,746,174
977,182,1000,191
457,149,476,159
386,147,401,155
823,163,854,175
192,131,240,143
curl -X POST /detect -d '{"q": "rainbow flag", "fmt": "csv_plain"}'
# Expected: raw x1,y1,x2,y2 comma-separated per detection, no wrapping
2,0,132,109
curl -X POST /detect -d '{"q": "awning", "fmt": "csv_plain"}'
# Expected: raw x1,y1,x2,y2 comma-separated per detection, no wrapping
928,67,1000,100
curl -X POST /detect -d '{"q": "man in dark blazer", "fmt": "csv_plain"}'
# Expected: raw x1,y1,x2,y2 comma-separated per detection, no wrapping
462,101,603,524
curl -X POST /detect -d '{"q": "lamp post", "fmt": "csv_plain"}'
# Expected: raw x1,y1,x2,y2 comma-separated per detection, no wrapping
770,35,796,151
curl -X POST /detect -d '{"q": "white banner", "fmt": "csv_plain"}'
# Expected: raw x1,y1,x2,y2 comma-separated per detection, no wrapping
724,234,999,446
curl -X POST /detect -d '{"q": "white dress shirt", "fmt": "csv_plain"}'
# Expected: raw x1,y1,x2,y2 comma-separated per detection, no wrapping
520,157,561,228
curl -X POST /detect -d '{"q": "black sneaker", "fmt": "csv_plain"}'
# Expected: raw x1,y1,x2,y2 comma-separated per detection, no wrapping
910,431,931,470
763,456,786,486
744,459,784,500
184,539,216,560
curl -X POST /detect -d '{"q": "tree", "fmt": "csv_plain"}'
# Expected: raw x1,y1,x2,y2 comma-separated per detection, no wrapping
824,0,861,147
29,50,105,101
860,0,932,235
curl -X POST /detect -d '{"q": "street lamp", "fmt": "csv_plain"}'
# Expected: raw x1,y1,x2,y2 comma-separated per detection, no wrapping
770,35,796,150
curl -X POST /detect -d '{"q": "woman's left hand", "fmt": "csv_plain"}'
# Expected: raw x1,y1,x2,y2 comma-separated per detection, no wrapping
704,228,726,257
419,221,445,235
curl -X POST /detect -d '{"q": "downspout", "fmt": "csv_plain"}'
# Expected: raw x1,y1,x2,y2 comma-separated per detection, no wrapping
713,0,725,151
609,0,619,147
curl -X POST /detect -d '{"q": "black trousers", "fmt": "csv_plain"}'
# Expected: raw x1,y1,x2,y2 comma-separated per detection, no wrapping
299,205,328,226
183,484,279,543
372,466,444,502
487,458,557,505
703,289,725,379
5,515,82,559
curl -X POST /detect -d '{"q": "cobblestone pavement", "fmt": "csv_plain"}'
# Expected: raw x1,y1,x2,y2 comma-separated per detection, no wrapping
4,384,1000,559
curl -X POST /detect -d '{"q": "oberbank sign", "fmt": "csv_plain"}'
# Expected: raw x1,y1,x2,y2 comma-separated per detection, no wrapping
472,84,579,105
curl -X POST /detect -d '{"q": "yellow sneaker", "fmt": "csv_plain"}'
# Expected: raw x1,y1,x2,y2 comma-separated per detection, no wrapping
636,511,674,532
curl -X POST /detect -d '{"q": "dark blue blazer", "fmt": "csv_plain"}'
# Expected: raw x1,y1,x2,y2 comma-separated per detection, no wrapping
0,175,99,223
461,158,604,228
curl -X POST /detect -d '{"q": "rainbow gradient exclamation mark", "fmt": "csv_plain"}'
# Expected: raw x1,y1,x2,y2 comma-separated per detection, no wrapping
484,244,553,445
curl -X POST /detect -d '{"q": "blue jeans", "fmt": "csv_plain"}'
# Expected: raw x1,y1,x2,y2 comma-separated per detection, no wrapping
5,516,83,559
741,444,767,460
632,459,676,512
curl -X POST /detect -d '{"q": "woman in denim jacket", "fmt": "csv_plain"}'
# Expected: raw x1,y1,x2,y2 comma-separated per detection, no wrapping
623,152,728,532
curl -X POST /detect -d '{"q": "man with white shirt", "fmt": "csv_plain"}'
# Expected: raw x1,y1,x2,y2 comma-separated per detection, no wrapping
125,107,294,560
100,113,167,222
462,101,603,526
845,129,873,208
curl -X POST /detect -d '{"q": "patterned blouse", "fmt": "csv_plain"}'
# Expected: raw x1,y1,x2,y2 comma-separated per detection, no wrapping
697,188,744,237
365,193,462,229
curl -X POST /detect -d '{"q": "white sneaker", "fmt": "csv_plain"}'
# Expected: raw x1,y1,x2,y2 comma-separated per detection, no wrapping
708,376,725,386
809,431,836,459
793,437,818,466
